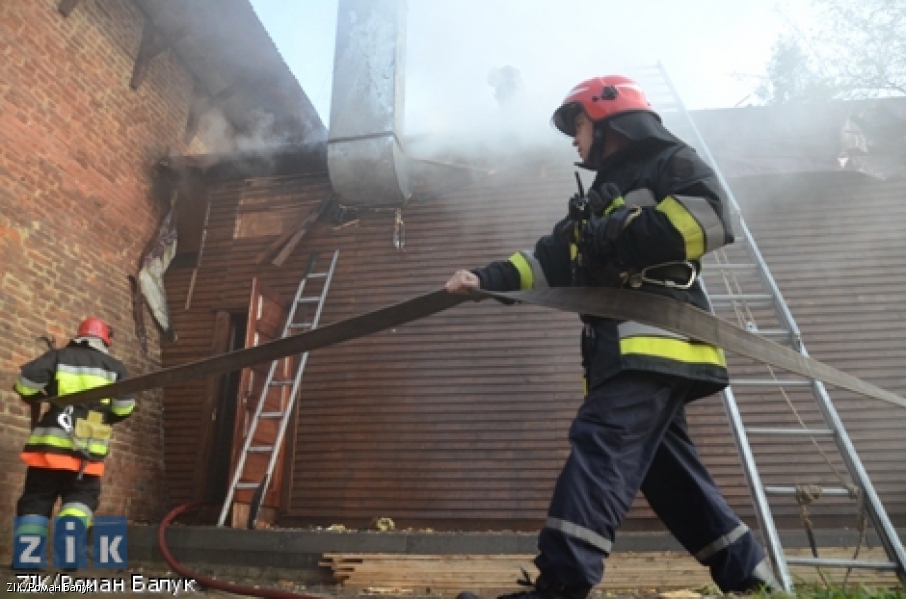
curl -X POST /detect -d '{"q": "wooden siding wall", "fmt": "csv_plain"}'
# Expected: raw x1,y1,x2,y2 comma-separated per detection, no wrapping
163,173,332,505
162,162,906,533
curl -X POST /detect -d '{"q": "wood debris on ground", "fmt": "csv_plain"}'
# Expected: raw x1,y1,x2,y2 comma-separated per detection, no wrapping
321,547,900,595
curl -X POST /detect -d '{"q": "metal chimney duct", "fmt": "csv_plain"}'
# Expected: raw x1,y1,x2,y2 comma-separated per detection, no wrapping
327,0,410,208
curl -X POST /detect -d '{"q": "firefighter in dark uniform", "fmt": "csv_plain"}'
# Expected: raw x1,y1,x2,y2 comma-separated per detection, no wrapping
448,76,780,598
12,317,135,564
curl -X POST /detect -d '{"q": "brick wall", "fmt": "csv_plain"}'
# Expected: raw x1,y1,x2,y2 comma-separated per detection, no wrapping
0,0,215,561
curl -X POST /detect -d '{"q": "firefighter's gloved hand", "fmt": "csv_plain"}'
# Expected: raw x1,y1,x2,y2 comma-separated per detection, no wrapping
579,213,609,265
580,205,641,266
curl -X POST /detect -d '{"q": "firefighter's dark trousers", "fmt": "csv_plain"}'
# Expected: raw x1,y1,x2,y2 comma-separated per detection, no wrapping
535,372,766,592
16,467,101,524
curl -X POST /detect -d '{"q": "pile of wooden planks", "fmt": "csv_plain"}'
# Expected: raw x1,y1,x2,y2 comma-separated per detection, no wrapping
322,549,900,595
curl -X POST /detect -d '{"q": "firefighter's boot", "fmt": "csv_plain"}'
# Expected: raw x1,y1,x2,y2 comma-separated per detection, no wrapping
728,559,783,594
457,573,591,599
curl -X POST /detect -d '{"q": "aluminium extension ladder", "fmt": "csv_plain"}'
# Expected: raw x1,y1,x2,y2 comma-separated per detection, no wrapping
634,63,906,591
217,250,340,528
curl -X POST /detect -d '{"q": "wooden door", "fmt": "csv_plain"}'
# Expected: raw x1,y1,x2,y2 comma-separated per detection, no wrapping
228,277,292,527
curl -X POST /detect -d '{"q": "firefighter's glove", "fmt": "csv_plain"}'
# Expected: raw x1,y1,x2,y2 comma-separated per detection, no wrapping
586,186,612,216
580,205,641,266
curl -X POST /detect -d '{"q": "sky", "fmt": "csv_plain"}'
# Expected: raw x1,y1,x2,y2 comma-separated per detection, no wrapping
250,0,819,139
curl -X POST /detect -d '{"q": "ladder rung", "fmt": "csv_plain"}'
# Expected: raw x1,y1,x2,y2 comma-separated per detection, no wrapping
307,272,328,279
730,379,811,387
235,482,260,490
298,296,321,303
764,486,854,497
745,427,834,437
710,294,774,305
785,557,899,571
249,445,274,453
269,380,293,387
260,411,285,419
289,322,312,330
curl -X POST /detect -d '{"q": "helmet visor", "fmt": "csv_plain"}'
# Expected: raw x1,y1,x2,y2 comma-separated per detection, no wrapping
551,102,583,136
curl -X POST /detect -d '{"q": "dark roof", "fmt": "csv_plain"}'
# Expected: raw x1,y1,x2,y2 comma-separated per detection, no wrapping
135,0,326,143
686,97,906,180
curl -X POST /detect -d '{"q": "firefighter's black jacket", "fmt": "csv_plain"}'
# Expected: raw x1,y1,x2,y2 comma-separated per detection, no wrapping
473,112,734,400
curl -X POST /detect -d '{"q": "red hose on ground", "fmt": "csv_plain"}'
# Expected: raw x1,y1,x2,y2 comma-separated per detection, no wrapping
157,502,328,599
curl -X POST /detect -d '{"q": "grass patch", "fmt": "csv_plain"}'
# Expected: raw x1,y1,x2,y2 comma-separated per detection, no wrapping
753,582,906,599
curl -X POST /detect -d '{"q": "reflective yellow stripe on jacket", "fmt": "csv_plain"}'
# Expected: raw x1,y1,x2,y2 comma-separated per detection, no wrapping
55,364,117,395
25,426,110,456
656,194,726,260
14,375,45,397
508,251,549,290
617,322,726,368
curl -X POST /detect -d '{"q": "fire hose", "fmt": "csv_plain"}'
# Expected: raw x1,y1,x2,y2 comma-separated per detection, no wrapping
42,287,906,410
41,287,905,598
158,502,323,599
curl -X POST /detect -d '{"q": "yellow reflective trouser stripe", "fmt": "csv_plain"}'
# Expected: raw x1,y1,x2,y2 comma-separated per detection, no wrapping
27,430,109,455
111,398,135,416
58,502,93,526
508,252,534,290
15,517,49,536
620,336,726,367
16,523,48,535
657,196,705,259
56,371,114,397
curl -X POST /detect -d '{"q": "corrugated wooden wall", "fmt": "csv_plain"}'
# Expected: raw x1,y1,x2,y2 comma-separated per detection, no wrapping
162,158,906,533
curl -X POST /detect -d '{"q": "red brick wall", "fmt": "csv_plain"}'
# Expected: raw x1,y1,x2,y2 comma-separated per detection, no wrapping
0,0,211,560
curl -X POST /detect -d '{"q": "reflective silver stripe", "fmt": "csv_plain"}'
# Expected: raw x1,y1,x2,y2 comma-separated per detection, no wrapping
617,322,688,341
56,364,118,381
694,522,749,562
624,188,657,208
16,375,46,390
518,251,549,289
545,517,613,554
673,195,725,252
29,426,73,441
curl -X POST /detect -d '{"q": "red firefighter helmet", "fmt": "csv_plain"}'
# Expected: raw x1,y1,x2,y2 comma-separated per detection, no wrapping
551,75,656,136
77,317,113,346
